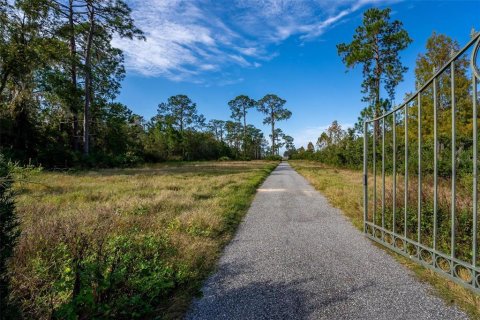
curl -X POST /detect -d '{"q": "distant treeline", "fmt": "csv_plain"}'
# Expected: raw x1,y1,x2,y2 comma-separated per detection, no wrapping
292,28,475,179
0,1,293,168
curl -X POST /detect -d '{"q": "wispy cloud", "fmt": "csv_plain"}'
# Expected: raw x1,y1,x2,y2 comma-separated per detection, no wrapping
115,0,396,82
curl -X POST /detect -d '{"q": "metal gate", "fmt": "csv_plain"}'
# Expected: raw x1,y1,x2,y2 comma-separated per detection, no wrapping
363,30,480,293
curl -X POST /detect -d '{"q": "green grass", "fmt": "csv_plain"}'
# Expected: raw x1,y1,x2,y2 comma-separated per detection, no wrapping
11,161,278,319
289,160,480,319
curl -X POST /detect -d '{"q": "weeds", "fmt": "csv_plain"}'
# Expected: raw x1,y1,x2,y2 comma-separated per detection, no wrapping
10,161,278,319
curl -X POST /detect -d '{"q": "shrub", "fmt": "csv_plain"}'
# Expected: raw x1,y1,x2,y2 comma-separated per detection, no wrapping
264,155,282,161
0,155,19,319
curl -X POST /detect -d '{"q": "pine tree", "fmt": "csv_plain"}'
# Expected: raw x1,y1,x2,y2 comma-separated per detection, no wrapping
228,95,255,157
337,8,412,133
0,155,19,319
257,94,291,155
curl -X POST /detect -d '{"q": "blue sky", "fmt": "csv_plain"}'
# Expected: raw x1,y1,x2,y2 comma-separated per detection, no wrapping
115,0,480,149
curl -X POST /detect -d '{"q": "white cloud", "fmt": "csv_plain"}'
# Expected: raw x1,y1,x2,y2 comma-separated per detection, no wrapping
115,0,397,82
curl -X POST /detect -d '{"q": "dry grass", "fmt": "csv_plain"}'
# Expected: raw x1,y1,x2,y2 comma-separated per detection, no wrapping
11,161,278,319
289,160,480,318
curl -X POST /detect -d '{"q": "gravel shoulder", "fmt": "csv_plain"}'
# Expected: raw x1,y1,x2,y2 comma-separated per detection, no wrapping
187,162,468,320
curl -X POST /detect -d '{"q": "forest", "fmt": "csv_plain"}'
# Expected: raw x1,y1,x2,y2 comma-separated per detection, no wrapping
0,0,293,168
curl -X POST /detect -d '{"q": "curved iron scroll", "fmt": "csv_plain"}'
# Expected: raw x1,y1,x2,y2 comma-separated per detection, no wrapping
472,35,480,80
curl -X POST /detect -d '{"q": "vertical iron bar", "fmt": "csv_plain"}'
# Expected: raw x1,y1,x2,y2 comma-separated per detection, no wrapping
473,74,478,269
434,70,438,251
393,111,397,234
405,105,408,242
364,121,368,231
373,121,377,225
451,60,456,261
382,118,386,230
418,94,422,244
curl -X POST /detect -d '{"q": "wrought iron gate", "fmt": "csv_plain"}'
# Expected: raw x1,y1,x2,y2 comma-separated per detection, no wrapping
363,30,480,293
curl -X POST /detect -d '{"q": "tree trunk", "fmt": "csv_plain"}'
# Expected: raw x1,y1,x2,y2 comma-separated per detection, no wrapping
69,0,79,152
373,36,381,138
0,69,10,98
83,3,95,156
243,109,247,157
180,109,185,159
374,77,381,137
271,109,275,155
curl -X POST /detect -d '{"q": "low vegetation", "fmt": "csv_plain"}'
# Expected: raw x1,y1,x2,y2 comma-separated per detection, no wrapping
290,160,480,317
9,161,278,319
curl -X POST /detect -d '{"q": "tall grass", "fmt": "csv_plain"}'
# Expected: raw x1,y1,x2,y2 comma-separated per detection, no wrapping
368,173,477,265
10,161,278,319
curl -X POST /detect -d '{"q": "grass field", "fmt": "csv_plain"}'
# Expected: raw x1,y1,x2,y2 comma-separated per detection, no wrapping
289,160,480,318
11,161,278,319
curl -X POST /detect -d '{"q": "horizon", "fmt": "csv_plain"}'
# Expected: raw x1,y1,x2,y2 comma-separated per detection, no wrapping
116,0,480,150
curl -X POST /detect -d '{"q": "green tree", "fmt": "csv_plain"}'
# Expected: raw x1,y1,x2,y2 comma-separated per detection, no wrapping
225,120,242,157
269,128,285,154
0,0,145,166
0,0,12,98
245,125,265,159
228,95,255,157
156,95,206,159
80,0,144,155
307,142,315,153
316,132,330,150
0,0,67,164
337,8,412,132
282,135,295,158
144,115,172,161
326,120,345,145
158,95,204,134
415,32,471,139
411,32,471,176
93,103,145,165
257,94,291,155
0,155,19,319
207,119,226,142
45,0,84,152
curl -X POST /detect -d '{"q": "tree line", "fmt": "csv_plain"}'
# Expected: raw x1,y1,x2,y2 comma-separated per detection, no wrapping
292,8,476,180
146,93,293,163
0,0,293,167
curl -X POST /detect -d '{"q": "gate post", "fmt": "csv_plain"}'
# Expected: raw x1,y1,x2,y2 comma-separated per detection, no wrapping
363,121,368,233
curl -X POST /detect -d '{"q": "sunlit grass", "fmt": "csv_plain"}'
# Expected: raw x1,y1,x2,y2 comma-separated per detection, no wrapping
289,160,480,318
11,161,278,319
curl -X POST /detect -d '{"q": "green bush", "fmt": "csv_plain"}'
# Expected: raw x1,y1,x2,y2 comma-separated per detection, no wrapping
0,155,19,320
263,155,282,161
11,214,199,319
34,232,184,319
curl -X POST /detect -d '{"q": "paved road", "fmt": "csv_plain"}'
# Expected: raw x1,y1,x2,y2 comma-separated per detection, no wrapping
187,162,467,320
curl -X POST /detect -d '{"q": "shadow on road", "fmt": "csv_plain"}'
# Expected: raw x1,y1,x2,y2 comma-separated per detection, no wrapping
187,259,378,319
